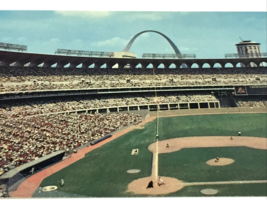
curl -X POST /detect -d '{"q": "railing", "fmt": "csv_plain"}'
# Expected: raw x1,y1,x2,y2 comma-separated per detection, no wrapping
0,42,27,52
55,49,114,57
0,85,236,96
225,52,267,58
142,53,196,59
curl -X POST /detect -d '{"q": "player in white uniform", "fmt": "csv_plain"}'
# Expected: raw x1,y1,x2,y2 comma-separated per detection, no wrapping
61,179,64,186
158,177,164,186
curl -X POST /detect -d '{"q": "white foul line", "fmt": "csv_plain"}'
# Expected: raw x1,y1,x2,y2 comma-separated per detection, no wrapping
154,140,159,180
184,180,267,186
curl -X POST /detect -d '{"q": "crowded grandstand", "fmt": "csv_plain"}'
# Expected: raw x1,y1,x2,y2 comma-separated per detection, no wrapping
0,38,266,197
0,67,266,93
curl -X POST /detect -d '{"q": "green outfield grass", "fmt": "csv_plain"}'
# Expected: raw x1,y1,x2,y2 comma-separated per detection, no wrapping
164,183,267,197
159,147,267,182
33,113,267,197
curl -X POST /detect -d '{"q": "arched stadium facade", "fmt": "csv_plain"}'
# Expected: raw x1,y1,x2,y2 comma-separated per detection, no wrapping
0,50,266,69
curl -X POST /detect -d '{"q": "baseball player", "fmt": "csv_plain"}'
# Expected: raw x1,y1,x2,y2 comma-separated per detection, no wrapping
158,177,164,186
60,179,64,187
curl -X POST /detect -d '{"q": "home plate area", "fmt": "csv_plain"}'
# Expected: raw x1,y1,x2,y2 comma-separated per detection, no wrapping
127,136,267,196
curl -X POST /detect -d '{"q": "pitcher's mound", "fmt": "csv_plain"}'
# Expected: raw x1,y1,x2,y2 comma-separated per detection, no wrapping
206,158,234,166
42,186,58,192
128,176,184,195
201,188,218,195
127,169,140,173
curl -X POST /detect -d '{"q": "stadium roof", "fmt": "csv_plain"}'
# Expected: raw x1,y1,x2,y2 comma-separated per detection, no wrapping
0,50,266,69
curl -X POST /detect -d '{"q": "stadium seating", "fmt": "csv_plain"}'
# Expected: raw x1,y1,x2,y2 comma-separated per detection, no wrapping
0,67,266,92
0,112,142,174
234,97,267,108
0,65,266,178
0,93,219,119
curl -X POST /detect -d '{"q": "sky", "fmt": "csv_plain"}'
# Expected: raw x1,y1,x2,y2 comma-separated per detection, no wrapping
0,3,266,59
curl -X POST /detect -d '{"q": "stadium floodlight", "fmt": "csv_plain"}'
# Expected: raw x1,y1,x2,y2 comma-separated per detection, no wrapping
142,53,196,59
0,42,27,52
55,49,114,57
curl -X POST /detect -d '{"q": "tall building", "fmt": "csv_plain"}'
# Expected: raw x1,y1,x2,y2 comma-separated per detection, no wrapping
235,40,261,67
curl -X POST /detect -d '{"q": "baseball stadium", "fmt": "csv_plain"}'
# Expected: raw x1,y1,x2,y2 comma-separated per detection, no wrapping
0,26,267,198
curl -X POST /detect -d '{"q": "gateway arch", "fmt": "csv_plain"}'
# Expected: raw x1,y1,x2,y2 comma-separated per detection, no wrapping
123,30,184,59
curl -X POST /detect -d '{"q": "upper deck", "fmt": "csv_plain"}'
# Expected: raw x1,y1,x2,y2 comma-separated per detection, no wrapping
0,50,267,69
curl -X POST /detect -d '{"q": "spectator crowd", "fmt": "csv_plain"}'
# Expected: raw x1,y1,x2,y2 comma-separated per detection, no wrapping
0,67,266,92
0,65,266,181
0,112,142,176
0,93,219,119
235,97,267,108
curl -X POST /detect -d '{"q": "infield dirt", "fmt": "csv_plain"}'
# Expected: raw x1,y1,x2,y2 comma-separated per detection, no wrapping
128,136,267,195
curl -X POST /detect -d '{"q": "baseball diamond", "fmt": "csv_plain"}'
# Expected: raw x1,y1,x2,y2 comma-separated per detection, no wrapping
8,112,267,197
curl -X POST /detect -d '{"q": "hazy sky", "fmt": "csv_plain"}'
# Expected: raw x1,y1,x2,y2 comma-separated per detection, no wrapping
0,11,266,58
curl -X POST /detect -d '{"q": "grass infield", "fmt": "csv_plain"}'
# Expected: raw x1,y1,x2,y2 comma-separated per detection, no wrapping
33,113,267,197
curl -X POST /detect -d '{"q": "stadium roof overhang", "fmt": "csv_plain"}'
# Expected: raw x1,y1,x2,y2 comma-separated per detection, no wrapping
0,50,266,69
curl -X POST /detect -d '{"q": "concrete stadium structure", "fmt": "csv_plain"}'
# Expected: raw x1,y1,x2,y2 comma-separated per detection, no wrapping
0,50,267,69
0,33,267,198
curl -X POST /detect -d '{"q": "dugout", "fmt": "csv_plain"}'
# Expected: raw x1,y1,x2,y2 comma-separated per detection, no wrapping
90,134,112,145
0,150,65,190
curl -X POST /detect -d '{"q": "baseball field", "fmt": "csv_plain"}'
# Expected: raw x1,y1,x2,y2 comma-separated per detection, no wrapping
17,113,267,197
